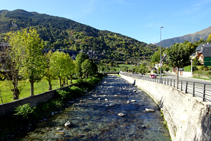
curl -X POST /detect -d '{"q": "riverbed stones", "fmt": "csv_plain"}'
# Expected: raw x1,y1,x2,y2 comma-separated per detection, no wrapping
131,100,136,102
64,121,74,127
145,108,155,112
109,103,115,107
118,113,125,117
127,101,130,104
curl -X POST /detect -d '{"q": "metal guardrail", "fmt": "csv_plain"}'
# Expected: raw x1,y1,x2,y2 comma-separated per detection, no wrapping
120,72,211,102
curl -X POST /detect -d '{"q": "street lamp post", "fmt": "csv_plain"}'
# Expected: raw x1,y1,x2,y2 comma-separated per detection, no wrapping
160,26,164,82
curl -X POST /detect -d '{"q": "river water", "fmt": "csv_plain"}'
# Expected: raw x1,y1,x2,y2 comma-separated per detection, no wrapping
16,75,171,141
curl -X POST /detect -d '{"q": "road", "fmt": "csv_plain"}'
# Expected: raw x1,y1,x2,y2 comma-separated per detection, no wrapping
123,72,211,102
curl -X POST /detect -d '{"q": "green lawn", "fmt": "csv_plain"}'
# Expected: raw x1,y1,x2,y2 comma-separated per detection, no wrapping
0,79,77,104
115,64,134,71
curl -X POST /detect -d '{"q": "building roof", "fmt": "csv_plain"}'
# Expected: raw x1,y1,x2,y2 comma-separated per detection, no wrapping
196,43,211,51
200,47,211,57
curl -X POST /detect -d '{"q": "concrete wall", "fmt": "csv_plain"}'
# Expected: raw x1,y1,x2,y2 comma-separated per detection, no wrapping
120,74,211,141
0,85,72,116
180,71,192,77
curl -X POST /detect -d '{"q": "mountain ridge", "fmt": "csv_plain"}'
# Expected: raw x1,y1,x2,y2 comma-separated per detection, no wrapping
156,26,211,47
0,9,157,62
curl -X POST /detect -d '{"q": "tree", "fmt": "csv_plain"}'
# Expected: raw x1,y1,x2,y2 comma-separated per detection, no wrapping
167,43,191,88
43,51,55,90
50,51,67,87
7,28,45,96
75,52,89,78
65,55,75,84
81,59,97,79
207,33,211,43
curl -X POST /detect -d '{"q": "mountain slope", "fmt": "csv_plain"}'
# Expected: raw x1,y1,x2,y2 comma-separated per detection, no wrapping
156,26,211,47
0,9,157,62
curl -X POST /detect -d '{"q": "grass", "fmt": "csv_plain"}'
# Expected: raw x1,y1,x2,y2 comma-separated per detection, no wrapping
114,64,135,71
192,76,211,81
0,79,77,104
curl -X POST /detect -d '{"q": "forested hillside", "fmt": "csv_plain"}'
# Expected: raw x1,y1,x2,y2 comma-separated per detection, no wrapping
0,9,157,62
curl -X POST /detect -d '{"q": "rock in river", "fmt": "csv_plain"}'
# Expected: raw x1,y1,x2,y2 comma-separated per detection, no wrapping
64,121,74,127
118,113,125,117
109,103,115,107
145,108,155,112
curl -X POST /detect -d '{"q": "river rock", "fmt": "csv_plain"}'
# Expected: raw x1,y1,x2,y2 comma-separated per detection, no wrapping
64,121,74,127
109,103,115,107
142,125,146,128
127,101,130,104
131,100,136,102
105,98,108,101
145,108,155,112
98,98,101,101
133,90,136,92
118,113,125,117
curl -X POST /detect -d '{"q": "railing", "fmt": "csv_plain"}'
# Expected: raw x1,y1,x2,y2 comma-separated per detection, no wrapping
120,72,211,102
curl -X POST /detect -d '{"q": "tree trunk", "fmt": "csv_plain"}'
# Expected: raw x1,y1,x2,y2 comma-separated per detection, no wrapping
62,79,65,87
12,87,20,100
30,81,34,96
70,75,73,84
12,73,20,100
48,81,52,90
59,77,62,88
66,78,68,85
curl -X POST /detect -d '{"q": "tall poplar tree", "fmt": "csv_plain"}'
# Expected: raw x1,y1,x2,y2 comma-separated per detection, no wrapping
8,28,45,96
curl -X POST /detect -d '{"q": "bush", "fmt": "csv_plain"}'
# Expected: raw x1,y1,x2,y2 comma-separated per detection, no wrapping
68,86,83,98
56,90,70,100
184,65,191,72
76,79,83,85
165,67,170,72
14,103,36,119
52,99,63,109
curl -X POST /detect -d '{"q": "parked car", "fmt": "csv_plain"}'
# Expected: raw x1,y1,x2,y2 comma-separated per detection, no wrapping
150,74,157,79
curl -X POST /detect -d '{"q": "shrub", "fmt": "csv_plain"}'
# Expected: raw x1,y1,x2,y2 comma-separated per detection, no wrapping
52,99,63,109
68,86,83,98
184,65,191,72
165,67,170,72
56,90,70,100
14,103,36,119
76,79,83,85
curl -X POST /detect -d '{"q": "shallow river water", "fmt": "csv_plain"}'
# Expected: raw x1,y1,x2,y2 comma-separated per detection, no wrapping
17,75,171,141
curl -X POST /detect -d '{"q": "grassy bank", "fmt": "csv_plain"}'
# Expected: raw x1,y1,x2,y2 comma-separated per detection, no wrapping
0,79,77,104
0,75,104,139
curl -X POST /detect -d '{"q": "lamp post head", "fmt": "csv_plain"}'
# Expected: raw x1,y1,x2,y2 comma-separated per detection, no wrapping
161,26,164,29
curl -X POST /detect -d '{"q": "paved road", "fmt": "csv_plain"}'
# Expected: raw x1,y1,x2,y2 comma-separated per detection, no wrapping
122,72,211,102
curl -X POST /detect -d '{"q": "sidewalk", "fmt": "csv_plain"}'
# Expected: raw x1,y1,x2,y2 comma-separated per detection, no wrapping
165,71,211,83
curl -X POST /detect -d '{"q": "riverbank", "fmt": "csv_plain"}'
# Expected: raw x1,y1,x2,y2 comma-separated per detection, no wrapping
0,75,103,140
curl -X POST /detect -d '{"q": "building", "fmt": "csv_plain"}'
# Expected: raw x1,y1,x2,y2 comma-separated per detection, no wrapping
195,43,211,66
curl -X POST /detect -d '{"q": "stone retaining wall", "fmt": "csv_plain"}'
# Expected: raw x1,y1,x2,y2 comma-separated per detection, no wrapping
120,74,211,141
0,85,72,116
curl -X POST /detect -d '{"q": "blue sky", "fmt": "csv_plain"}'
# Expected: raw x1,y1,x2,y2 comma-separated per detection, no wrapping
1,0,211,44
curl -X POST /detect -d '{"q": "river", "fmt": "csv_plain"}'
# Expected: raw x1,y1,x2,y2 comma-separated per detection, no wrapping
15,75,171,141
